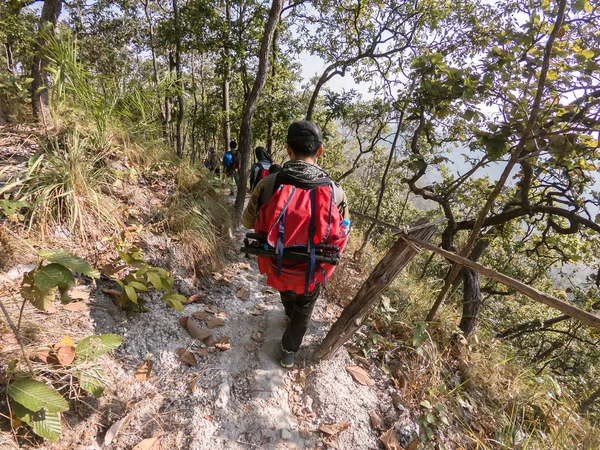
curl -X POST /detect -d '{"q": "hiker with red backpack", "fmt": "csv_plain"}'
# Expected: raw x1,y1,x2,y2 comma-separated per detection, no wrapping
249,146,272,191
242,120,350,368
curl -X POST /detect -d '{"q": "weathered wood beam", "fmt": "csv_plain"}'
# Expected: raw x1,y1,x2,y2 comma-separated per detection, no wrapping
401,233,600,332
313,218,437,361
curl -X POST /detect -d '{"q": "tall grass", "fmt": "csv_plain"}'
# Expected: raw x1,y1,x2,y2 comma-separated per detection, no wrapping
12,131,117,240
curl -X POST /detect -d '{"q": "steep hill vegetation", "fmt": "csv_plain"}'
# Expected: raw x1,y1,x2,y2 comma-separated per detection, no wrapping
1,0,599,448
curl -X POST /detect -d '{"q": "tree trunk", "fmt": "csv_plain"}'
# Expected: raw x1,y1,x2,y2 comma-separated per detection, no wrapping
31,0,62,121
358,113,403,254
233,0,285,221
459,268,482,337
190,56,199,163
141,0,167,139
173,0,184,157
314,219,437,361
5,43,15,75
222,0,232,154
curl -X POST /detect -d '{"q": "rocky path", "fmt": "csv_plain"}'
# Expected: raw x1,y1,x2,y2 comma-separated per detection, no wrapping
78,227,390,450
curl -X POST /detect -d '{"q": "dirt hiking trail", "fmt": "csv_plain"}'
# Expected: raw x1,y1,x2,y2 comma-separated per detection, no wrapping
75,226,410,450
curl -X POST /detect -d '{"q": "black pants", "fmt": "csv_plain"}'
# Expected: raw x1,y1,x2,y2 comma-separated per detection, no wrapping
280,285,321,353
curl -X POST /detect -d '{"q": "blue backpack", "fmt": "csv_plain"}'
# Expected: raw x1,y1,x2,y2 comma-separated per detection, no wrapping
223,151,233,168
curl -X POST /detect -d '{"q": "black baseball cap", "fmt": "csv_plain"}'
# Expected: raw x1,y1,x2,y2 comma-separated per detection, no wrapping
286,120,322,144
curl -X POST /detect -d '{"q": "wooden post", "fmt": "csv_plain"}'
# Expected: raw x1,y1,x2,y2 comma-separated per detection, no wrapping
401,234,600,332
313,218,437,362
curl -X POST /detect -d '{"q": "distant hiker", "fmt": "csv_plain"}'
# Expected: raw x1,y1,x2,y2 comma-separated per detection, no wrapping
243,120,350,368
207,147,220,176
223,140,239,195
249,146,272,191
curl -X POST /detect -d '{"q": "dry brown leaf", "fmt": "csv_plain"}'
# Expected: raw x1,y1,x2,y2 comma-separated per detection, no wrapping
380,429,402,450
248,309,263,316
211,272,223,281
101,263,128,276
406,440,421,450
215,336,230,351
192,312,207,321
104,415,129,446
55,345,76,365
180,316,212,340
217,311,227,318
239,263,252,271
205,336,216,346
251,331,264,343
69,289,90,300
185,293,207,304
34,351,50,364
255,303,266,310
102,287,123,299
346,365,375,386
63,302,87,312
369,411,386,430
198,348,209,357
135,360,153,382
319,421,350,436
132,437,161,450
236,287,251,300
189,375,199,392
177,348,197,366
261,287,276,295
244,343,256,352
207,318,225,329
206,305,218,314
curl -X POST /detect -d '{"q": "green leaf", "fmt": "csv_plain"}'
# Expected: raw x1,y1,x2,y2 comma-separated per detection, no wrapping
128,281,148,292
420,400,433,409
75,334,123,360
34,264,75,294
581,49,595,59
162,292,185,311
38,251,100,278
21,271,55,311
147,271,162,290
11,401,63,442
412,323,430,348
79,369,105,398
426,413,437,424
124,285,138,303
7,378,69,413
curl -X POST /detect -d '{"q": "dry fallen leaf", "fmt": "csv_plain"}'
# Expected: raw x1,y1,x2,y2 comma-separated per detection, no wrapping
132,437,161,450
369,411,386,430
189,375,199,392
55,345,76,366
69,289,90,301
180,316,212,340
215,336,230,351
104,415,129,446
239,263,252,271
135,360,153,382
177,348,197,366
207,318,225,329
63,302,87,312
34,351,50,364
198,348,209,357
102,288,123,299
319,421,351,436
206,305,218,314
346,365,376,386
212,272,223,281
406,439,421,450
248,309,263,316
101,263,127,276
244,343,256,352
261,287,277,295
185,293,207,304
251,331,264,342
380,428,402,450
192,311,207,321
236,287,251,300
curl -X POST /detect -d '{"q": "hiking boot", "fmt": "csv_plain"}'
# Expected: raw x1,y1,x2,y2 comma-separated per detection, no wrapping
280,345,295,368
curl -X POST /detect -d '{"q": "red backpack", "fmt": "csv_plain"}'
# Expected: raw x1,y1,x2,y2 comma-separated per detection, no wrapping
255,174,349,295
258,164,271,182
